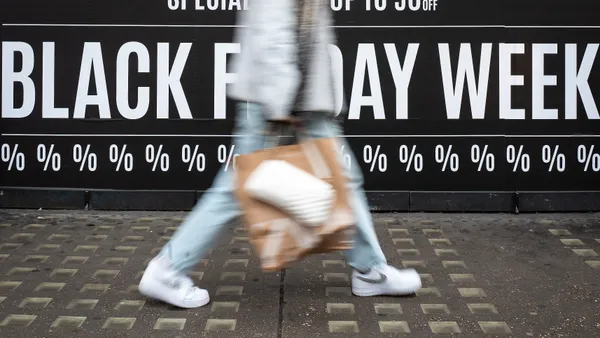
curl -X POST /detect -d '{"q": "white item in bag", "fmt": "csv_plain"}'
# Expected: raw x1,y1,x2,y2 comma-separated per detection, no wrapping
244,159,336,227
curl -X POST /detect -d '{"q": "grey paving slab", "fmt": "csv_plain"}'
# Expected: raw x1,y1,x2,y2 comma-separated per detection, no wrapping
0,210,599,337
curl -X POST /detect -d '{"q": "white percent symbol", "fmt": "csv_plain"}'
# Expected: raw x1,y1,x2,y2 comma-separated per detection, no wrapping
434,145,459,172
506,145,530,172
72,144,98,171
542,145,566,172
339,145,352,169
182,144,206,172
577,144,600,172
218,144,239,171
37,144,61,171
363,145,388,172
109,144,134,172
470,144,495,172
398,145,423,172
145,144,170,172
0,144,25,171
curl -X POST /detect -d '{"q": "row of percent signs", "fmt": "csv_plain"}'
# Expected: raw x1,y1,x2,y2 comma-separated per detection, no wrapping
338,144,600,173
0,143,239,173
1,143,600,173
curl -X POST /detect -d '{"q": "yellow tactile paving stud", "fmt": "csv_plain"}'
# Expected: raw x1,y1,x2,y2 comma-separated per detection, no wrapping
0,243,23,250
419,274,434,283
216,286,244,296
402,260,427,269
421,304,450,314
0,314,37,327
324,272,350,282
66,299,99,310
114,300,145,311
114,246,137,253
326,287,352,297
220,272,246,282
85,234,108,242
154,318,186,331
130,226,150,232
73,245,98,253
18,297,53,309
458,288,488,298
62,256,89,264
7,267,36,276
379,321,411,333
22,255,49,263
429,238,452,246
36,243,62,252
326,303,355,314
478,321,512,334
449,273,476,282
423,229,444,237
417,287,442,297
34,282,66,292
560,239,585,246
429,321,462,334
468,303,499,314
51,316,87,329
211,301,241,314
397,249,420,257
103,257,129,265
328,321,359,333
205,319,237,332
0,254,10,262
224,259,249,269
79,283,110,293
96,225,116,231
572,249,598,257
549,229,572,236
392,238,415,247
102,317,136,330
50,268,78,278
435,249,459,257
23,224,45,230
586,261,600,269
443,260,467,269
10,232,36,240
93,269,120,280
374,303,403,315
47,234,71,241
388,228,410,236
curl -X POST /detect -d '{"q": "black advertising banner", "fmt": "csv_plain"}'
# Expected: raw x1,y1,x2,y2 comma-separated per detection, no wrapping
1,1,599,197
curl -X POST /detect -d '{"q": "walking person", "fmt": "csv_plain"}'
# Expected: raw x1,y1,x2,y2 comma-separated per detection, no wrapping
138,0,422,309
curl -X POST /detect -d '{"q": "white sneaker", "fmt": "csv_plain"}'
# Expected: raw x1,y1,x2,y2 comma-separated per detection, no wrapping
138,255,210,308
351,264,422,297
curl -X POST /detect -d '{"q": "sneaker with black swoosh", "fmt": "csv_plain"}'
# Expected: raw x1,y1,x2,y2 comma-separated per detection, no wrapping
351,264,422,297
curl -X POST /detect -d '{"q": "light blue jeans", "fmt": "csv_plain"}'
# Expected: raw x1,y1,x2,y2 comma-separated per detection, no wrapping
162,102,387,272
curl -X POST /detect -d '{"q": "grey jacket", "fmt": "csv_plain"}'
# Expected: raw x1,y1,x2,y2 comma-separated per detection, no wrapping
227,0,345,121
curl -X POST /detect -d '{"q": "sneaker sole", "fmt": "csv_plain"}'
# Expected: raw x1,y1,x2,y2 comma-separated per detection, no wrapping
139,277,210,309
351,282,422,297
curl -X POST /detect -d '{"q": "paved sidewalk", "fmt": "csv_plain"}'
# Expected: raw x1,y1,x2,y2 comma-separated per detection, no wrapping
0,210,599,337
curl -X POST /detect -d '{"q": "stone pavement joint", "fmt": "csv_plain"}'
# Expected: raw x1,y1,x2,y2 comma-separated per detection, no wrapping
0,210,599,337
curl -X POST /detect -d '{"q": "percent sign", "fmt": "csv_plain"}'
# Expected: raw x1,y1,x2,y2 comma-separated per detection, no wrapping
109,144,134,172
398,145,423,172
145,144,170,172
339,145,352,169
434,145,459,172
506,145,530,172
470,144,495,172
182,144,206,172
542,145,566,172
73,144,98,171
218,144,239,171
37,144,61,171
0,144,26,171
577,144,600,172
363,145,387,172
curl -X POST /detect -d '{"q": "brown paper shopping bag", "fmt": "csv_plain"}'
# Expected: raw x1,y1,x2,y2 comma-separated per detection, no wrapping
234,135,356,272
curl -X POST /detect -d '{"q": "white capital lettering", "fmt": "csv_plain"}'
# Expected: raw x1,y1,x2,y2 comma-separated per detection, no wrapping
439,43,492,119
42,42,69,118
385,43,418,119
348,43,385,120
1,41,35,118
499,43,525,119
157,42,193,119
116,42,151,120
531,43,558,119
565,43,599,119
73,42,111,119
214,43,240,119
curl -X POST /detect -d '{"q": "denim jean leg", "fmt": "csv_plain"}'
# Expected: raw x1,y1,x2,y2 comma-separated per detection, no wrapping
161,102,267,273
298,116,387,272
